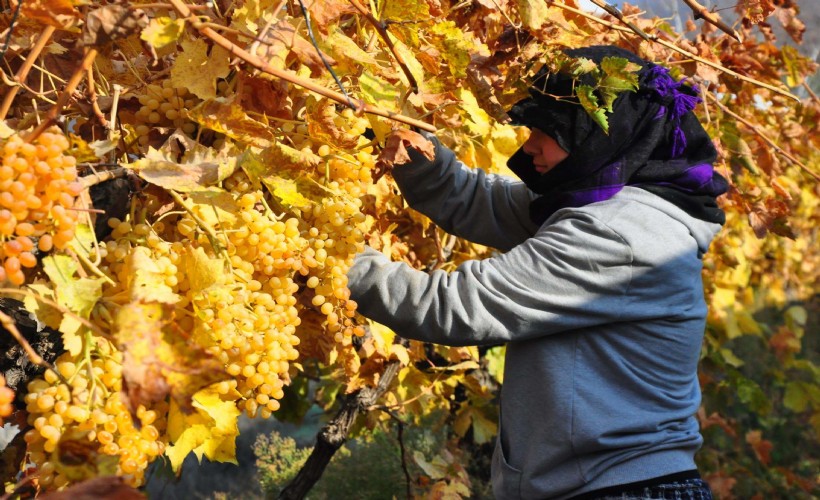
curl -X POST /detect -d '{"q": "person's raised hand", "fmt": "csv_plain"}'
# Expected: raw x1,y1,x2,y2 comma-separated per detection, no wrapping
372,128,436,181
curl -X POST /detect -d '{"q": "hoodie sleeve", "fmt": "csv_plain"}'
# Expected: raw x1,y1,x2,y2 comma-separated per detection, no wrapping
347,210,633,346
391,135,540,251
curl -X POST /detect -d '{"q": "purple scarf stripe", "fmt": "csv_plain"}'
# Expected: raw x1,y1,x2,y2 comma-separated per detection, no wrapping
645,65,701,158
563,184,625,207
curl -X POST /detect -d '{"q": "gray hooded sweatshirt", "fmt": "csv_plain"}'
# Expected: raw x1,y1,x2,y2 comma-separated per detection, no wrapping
347,141,722,499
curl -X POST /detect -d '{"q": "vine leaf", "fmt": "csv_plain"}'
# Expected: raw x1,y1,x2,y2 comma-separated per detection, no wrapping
187,98,277,148
517,0,549,31
165,385,242,472
21,0,81,30
42,255,105,356
140,16,185,50
170,38,231,100
575,85,608,133
126,145,236,192
83,4,148,46
374,129,436,181
115,302,229,416
126,247,179,304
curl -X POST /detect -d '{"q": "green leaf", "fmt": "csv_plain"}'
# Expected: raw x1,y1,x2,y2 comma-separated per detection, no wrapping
576,84,608,133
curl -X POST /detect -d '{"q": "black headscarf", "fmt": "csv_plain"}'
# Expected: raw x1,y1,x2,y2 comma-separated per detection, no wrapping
506,45,728,226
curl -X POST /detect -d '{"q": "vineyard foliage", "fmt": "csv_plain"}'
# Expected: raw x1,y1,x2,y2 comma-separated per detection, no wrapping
0,0,817,498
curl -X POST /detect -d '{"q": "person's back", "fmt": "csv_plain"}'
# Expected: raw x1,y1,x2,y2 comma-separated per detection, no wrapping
347,45,727,499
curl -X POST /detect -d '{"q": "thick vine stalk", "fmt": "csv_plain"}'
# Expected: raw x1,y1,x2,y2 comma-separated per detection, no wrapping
167,0,436,133
278,361,401,500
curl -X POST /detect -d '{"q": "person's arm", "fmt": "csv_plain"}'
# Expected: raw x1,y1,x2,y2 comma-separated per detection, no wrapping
348,210,633,346
392,134,540,252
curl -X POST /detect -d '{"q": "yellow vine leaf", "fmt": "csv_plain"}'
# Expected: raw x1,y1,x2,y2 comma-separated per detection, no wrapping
127,146,236,192
182,246,228,293
115,302,230,415
381,0,429,47
165,385,241,472
187,98,276,148
517,0,549,31
458,88,492,137
42,255,104,356
359,71,401,110
369,321,395,357
140,16,185,50
24,284,62,331
231,0,280,33
186,188,240,228
170,38,231,100
323,28,379,69
125,247,179,304
453,405,497,444
430,21,473,79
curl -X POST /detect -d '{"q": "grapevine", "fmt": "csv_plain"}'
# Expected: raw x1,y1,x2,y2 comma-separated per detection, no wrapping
0,0,816,498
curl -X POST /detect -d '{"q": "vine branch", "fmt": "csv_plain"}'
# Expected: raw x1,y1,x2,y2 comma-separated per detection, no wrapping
167,0,435,132
348,0,419,94
0,25,57,120
704,92,819,182
278,361,401,500
546,1,799,102
680,0,742,42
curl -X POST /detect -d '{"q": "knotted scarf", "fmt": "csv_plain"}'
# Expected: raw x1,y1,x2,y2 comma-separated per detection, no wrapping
506,45,728,226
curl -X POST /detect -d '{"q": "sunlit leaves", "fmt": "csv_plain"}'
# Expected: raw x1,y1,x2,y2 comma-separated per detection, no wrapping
165,385,242,472
170,38,231,100
141,16,185,50
187,98,276,148
115,302,229,415
126,145,237,192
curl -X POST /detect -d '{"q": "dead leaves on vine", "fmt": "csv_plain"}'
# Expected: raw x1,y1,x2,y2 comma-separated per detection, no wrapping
115,302,229,416
373,129,436,181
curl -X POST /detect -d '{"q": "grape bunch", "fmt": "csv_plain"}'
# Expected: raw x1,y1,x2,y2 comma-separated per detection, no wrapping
133,80,199,146
0,129,82,285
22,351,167,489
0,374,13,422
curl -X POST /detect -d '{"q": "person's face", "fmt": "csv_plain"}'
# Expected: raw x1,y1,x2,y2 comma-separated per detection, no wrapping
521,128,569,174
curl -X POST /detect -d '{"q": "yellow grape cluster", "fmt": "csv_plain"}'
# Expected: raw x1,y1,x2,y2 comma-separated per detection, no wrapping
0,374,13,421
0,130,82,285
133,80,198,145
22,352,166,489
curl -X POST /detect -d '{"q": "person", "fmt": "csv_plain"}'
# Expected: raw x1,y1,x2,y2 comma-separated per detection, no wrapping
346,45,728,500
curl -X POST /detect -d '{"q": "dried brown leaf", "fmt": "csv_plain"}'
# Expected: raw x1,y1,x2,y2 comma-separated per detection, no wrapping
374,129,436,182
19,0,81,30
39,476,144,500
82,4,148,47
116,302,230,415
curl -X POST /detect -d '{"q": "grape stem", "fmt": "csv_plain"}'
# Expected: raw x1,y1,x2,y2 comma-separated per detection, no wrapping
166,0,436,133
